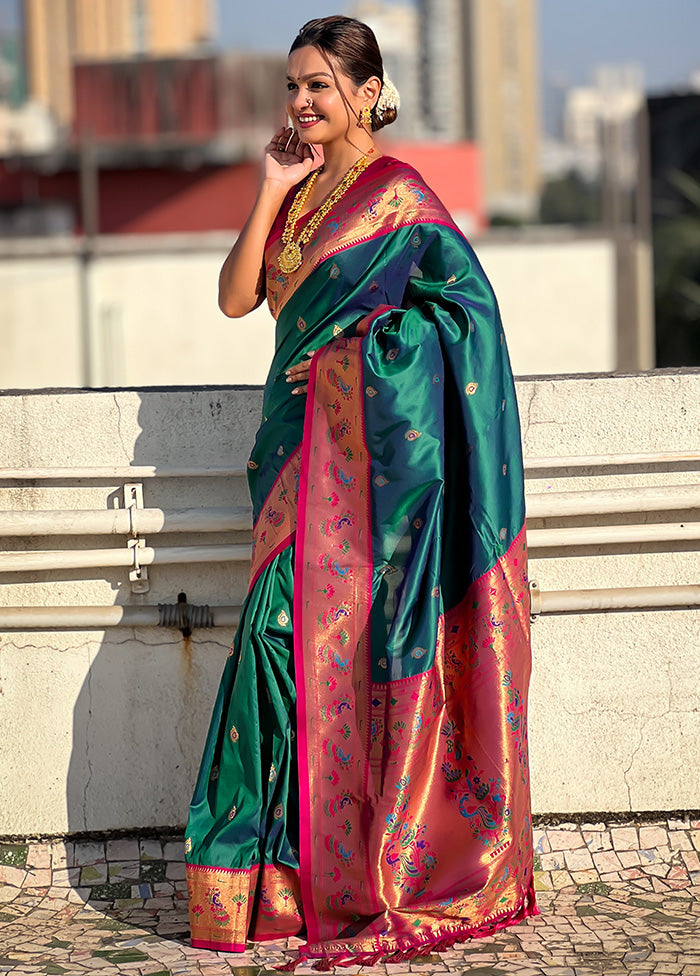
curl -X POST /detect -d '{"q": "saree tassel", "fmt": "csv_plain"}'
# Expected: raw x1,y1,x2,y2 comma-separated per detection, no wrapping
278,875,539,972
276,960,301,972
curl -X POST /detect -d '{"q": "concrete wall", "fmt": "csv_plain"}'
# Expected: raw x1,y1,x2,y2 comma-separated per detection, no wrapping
0,371,698,837
477,237,617,374
520,372,700,816
0,239,277,389
0,232,621,390
0,253,84,388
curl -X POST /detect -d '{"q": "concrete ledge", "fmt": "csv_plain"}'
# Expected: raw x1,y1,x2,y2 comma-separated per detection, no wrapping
0,374,699,833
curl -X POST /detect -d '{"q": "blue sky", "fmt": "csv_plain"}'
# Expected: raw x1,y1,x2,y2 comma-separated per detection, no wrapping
1,0,698,93
217,0,700,91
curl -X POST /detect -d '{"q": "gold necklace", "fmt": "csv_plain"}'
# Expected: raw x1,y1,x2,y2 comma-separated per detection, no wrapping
278,153,373,274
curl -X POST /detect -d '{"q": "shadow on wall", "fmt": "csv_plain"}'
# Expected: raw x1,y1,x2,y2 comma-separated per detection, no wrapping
65,388,261,850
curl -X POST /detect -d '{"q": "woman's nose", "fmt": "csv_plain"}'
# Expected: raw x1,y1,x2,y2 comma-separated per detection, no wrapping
290,91,308,113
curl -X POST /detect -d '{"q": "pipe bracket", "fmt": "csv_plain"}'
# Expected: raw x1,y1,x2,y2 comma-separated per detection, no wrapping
529,579,541,621
124,483,149,593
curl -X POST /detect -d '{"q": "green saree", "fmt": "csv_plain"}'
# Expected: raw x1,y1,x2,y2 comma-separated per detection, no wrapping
185,155,537,967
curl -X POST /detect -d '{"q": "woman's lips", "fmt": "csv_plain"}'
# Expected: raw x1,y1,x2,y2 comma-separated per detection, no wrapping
297,115,323,129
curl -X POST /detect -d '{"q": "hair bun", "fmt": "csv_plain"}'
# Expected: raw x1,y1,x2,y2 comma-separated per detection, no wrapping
372,74,400,131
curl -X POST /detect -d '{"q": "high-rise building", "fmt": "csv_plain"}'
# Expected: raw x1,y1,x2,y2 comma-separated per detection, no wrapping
351,0,422,139
419,0,465,141
23,0,212,128
421,0,540,219
564,65,644,188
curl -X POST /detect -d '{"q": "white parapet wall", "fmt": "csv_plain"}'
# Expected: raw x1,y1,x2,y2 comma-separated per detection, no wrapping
0,371,699,837
0,232,621,390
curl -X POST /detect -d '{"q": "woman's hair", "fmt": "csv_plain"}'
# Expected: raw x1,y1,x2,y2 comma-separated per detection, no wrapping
289,15,397,132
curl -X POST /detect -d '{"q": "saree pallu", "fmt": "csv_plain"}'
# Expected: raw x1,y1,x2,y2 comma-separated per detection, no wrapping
185,156,538,968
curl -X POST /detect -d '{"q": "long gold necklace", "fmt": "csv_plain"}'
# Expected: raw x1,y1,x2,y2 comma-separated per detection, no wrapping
278,153,373,274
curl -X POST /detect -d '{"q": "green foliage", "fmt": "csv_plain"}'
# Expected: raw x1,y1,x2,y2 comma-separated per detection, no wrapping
654,169,700,366
140,859,167,882
490,213,526,228
539,170,602,225
88,882,132,900
576,880,611,895
0,844,28,868
92,949,150,963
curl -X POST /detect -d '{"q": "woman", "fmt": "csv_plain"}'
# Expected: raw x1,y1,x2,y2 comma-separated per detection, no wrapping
185,15,537,969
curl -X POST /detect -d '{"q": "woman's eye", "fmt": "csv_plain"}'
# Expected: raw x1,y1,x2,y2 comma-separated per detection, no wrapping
286,82,298,91
311,82,328,90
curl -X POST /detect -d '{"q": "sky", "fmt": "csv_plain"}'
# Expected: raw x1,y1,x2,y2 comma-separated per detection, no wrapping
216,0,700,92
1,0,699,96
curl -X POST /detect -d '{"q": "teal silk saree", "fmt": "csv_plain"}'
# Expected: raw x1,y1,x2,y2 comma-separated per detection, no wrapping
185,156,537,968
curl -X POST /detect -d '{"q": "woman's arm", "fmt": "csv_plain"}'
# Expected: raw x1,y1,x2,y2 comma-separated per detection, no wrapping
218,128,317,318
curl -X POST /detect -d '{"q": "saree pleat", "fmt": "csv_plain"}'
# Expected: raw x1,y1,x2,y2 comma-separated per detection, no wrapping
185,156,537,966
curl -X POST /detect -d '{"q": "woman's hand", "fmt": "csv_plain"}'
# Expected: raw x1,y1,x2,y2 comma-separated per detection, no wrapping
286,350,316,396
218,128,318,318
264,127,317,190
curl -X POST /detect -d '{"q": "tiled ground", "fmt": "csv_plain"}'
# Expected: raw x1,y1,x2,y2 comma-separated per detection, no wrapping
1,820,699,975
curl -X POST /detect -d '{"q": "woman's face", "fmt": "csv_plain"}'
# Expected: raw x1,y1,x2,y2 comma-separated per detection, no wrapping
286,45,361,145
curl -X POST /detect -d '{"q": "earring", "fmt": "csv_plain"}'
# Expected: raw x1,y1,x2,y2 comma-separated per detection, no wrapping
357,105,372,127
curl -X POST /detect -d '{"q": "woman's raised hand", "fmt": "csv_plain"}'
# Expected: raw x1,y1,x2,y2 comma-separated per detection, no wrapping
264,127,317,189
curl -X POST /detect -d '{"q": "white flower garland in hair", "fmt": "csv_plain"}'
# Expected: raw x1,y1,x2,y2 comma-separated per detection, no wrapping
374,73,400,121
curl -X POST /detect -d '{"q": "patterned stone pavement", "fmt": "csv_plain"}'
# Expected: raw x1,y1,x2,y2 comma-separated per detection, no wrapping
1,819,699,975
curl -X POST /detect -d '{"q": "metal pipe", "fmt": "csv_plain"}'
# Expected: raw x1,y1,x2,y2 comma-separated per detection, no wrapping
0,465,247,480
0,486,696,539
1,584,698,629
0,519,697,572
530,583,700,616
526,483,700,518
0,449,698,481
0,544,252,573
0,605,241,629
0,507,253,536
528,522,700,549
3,484,696,537
523,449,700,471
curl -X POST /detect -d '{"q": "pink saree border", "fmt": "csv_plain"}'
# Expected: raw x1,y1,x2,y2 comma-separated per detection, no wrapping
293,333,377,943
251,535,293,590
188,864,249,876
187,863,251,952
292,351,320,943
283,519,535,968
290,874,538,970
188,861,304,951
251,447,302,535
250,445,302,588
194,937,247,952
313,216,461,273
265,157,459,321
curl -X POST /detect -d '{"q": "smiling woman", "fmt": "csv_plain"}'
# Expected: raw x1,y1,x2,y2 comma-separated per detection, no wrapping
184,14,537,970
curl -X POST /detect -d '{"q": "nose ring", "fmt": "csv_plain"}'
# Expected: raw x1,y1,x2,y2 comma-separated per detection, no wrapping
306,97,313,106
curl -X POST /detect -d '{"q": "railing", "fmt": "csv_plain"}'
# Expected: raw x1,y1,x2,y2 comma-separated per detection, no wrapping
0,450,698,628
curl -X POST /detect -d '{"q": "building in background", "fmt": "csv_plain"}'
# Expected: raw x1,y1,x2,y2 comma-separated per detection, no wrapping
420,0,540,219
22,0,212,129
0,0,655,388
539,64,645,234
0,17,54,153
418,0,464,141
350,0,421,139
0,27,25,106
563,65,644,187
648,91,700,367
0,51,288,236
353,0,540,220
